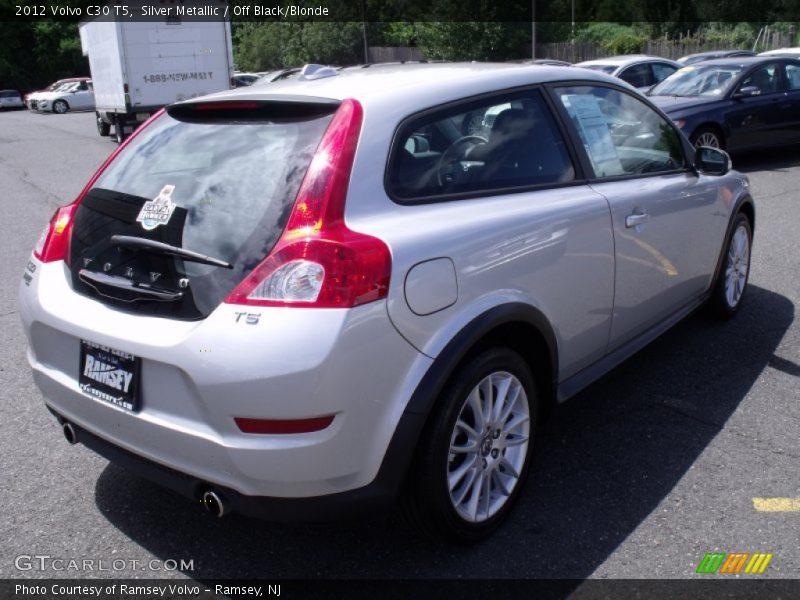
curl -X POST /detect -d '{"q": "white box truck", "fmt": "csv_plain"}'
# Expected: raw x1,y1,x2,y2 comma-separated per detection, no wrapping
79,17,234,143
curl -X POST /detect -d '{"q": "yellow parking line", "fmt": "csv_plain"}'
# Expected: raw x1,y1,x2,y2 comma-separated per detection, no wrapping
753,498,800,512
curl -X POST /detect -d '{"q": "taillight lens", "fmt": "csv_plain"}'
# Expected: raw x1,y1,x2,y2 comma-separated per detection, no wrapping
33,204,78,262
30,109,165,264
225,99,391,309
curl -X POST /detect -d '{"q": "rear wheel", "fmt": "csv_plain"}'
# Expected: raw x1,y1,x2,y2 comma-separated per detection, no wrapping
706,212,752,318
403,347,537,542
96,113,110,136
691,126,724,150
52,100,68,114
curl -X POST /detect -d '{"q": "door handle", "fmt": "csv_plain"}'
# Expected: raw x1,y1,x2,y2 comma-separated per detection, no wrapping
625,212,650,228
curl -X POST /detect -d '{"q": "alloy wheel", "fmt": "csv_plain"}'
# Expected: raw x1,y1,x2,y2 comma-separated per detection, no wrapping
725,223,750,308
447,371,530,523
695,131,720,148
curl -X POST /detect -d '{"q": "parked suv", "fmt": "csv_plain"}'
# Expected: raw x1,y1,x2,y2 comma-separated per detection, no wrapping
20,63,754,542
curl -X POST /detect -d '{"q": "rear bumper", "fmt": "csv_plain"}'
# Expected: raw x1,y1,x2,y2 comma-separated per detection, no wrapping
49,408,426,521
20,258,433,504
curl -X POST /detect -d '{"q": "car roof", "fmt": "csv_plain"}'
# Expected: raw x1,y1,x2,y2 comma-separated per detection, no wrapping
683,50,753,58
576,55,675,67
186,62,628,108
759,47,800,56
684,56,799,67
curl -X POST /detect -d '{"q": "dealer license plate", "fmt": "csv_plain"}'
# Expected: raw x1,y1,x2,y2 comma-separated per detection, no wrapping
79,340,140,412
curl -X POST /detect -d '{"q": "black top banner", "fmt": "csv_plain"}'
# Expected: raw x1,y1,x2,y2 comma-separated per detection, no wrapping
3,0,800,22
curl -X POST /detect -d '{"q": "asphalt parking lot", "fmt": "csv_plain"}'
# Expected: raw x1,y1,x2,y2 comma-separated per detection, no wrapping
1,109,798,582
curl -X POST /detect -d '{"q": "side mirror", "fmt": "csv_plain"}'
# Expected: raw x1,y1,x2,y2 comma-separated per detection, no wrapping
733,85,761,98
695,146,731,176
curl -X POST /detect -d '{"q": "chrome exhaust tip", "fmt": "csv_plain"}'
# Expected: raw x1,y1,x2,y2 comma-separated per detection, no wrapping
201,490,227,518
62,422,78,445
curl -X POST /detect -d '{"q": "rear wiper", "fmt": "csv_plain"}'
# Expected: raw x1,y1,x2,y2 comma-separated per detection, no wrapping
110,235,233,269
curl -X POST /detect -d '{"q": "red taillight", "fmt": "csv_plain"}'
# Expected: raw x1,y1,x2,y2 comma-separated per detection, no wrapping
30,109,165,264
224,98,391,309
33,204,78,262
234,416,335,434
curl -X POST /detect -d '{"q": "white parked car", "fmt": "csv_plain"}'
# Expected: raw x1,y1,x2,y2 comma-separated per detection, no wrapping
36,80,95,114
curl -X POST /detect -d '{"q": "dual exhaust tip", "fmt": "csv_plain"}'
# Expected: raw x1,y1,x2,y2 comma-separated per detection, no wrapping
62,422,78,445
201,490,228,518
60,419,229,518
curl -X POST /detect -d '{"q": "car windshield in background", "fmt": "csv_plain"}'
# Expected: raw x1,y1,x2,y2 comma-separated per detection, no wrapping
0,90,20,98
580,64,617,74
52,82,76,92
650,65,743,97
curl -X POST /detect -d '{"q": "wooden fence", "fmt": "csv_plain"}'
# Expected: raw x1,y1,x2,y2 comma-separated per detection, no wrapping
369,27,794,65
537,30,794,63
367,46,425,63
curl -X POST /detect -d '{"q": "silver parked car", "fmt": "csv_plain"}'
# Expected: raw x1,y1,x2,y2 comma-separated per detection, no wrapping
20,62,754,542
0,89,25,109
575,55,681,90
36,80,94,113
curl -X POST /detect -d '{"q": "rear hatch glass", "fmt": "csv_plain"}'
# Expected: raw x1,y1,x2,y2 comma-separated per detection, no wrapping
68,101,337,319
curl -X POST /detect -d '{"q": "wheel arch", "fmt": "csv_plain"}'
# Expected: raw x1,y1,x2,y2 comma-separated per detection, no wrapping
738,196,755,233
708,193,756,294
404,303,558,419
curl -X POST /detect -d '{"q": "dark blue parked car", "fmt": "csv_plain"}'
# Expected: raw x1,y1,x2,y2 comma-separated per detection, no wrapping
649,56,800,151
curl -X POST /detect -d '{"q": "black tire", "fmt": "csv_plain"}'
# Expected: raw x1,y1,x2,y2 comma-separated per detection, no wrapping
96,113,110,137
52,100,69,114
114,116,127,144
690,125,725,151
706,212,752,319
402,347,538,543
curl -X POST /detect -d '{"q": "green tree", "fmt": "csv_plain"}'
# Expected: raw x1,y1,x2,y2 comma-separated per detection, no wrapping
234,22,364,70
413,22,529,61
0,21,87,92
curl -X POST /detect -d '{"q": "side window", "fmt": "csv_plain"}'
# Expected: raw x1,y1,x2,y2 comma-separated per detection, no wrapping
785,63,800,90
740,64,781,94
619,64,652,88
555,86,686,179
652,63,678,83
388,90,575,201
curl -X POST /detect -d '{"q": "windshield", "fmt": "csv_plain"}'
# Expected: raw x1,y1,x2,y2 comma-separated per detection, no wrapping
650,65,743,97
53,82,77,93
579,64,616,74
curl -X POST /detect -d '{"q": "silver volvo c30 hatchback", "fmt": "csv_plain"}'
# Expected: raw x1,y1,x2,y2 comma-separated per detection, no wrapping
19,63,754,542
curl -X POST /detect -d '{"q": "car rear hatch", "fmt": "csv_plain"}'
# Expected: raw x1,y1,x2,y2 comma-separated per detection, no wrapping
67,99,339,319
